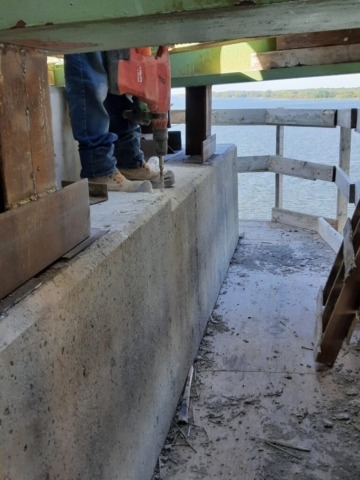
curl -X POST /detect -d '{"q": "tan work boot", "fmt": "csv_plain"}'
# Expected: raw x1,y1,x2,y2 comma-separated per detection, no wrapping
118,162,175,188
89,171,152,193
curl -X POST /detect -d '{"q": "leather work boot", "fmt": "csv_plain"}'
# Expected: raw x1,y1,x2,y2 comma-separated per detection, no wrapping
118,162,175,189
89,171,153,193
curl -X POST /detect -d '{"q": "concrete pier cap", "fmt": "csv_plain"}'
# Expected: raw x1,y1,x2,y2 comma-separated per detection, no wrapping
0,145,238,480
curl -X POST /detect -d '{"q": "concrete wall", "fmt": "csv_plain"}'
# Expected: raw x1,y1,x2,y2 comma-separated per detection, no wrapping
0,145,238,480
50,86,81,186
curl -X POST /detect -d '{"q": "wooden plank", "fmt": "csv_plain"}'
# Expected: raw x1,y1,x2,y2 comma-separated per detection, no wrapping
336,109,357,128
0,45,56,210
237,155,270,173
322,204,360,329
0,46,34,208
265,109,336,128
62,180,108,205
185,86,212,156
0,180,90,300
178,365,194,424
268,156,335,182
346,311,359,345
317,217,343,253
251,44,360,71
356,183,360,205
272,208,319,231
275,126,284,209
337,127,352,233
212,109,267,125
343,218,356,280
61,228,109,261
201,134,216,162
277,29,360,51
272,208,338,231
313,286,325,360
324,201,360,304
172,108,338,127
335,166,356,203
316,265,360,367
24,48,56,194
356,109,360,133
171,109,267,126
1,1,360,55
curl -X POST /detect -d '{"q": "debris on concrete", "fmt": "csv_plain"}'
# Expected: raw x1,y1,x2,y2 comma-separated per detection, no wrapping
152,222,360,480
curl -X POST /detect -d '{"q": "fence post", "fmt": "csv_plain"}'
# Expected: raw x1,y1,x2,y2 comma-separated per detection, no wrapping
275,125,284,208
337,127,352,234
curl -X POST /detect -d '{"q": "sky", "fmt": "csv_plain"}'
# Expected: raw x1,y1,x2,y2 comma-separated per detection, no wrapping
172,73,360,94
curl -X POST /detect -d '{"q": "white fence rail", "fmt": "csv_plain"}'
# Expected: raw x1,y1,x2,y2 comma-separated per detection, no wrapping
171,107,360,244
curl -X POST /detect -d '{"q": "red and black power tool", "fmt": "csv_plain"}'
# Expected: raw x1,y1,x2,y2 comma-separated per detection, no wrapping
106,47,171,188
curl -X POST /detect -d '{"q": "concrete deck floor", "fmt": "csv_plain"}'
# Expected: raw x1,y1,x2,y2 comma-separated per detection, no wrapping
154,220,360,480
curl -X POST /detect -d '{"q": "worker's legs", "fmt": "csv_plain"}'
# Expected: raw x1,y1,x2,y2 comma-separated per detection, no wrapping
104,93,145,170
64,52,118,178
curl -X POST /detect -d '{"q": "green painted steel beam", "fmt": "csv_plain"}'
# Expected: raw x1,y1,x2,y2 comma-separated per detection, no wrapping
170,39,276,77
0,1,359,53
171,62,360,87
0,0,293,30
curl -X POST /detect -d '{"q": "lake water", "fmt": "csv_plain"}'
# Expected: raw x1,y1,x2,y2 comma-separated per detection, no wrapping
170,96,360,220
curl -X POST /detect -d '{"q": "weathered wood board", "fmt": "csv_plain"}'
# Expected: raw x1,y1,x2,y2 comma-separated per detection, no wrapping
335,166,356,203
0,180,90,299
268,156,335,182
1,1,360,54
251,44,360,70
277,28,360,51
272,207,337,231
265,109,336,128
171,108,337,128
336,109,357,128
337,126,352,234
237,156,270,173
0,45,56,210
317,217,342,253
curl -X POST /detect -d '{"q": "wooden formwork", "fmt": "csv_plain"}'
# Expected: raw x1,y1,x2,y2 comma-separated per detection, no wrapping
315,200,360,366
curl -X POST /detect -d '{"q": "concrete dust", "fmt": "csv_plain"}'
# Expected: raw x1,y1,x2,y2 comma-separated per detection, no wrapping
152,222,360,480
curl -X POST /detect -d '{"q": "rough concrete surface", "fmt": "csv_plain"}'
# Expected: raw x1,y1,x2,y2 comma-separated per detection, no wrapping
0,145,238,480
155,221,360,480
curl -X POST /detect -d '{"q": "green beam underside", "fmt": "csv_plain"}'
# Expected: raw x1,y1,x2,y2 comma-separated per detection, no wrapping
171,63,360,87
0,1,359,53
0,0,293,30
170,39,276,76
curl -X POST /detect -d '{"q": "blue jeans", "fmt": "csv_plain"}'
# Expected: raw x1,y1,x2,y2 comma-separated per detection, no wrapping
64,52,145,178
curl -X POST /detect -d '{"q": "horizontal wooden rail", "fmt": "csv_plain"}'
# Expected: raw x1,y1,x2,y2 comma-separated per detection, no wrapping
265,109,336,128
237,156,270,172
269,155,335,182
272,208,341,252
250,44,360,71
171,108,338,128
238,155,336,182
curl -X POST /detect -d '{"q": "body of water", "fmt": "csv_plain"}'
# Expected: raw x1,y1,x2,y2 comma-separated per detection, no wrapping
170,97,360,220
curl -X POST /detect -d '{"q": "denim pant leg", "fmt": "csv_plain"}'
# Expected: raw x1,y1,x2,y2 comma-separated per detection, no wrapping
104,92,145,169
64,52,118,178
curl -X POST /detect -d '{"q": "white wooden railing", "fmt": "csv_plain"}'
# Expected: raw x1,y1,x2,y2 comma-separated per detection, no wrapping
171,107,360,251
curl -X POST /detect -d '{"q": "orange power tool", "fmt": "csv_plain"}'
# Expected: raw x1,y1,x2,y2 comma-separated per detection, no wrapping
106,47,171,189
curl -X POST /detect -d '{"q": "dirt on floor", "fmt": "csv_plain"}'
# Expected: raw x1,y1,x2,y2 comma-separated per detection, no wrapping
152,222,360,480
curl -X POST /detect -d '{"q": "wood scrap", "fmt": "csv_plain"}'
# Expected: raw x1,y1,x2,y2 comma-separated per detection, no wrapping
343,218,356,281
172,422,197,453
252,436,311,452
178,366,194,424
